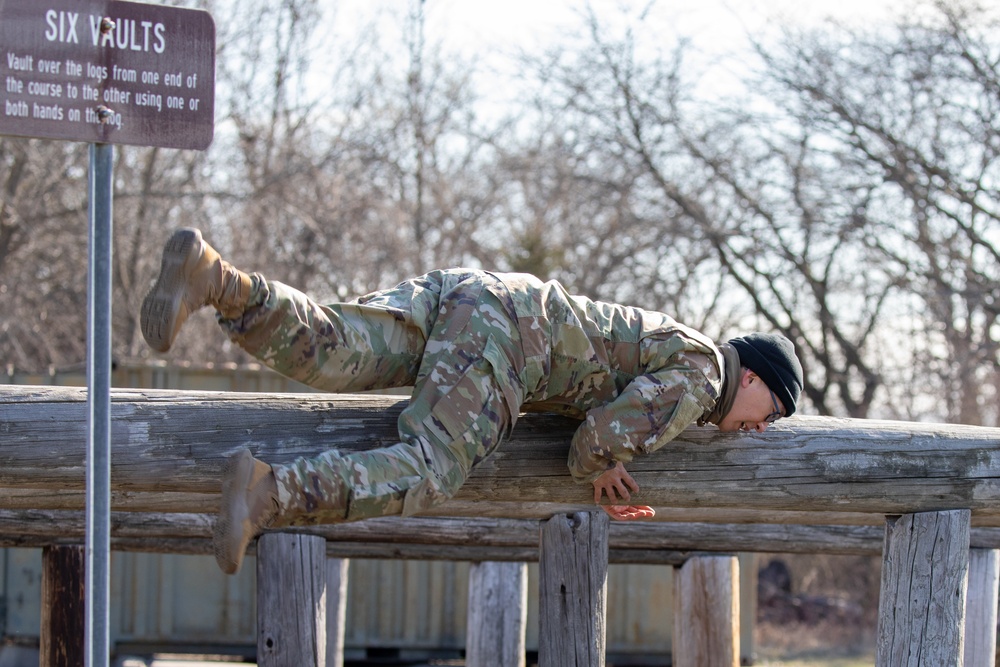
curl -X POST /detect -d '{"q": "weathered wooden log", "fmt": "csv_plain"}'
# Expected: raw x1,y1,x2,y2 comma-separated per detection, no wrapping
877,510,970,667
2,386,1000,523
0,536,553,563
0,488,914,526
256,533,327,667
5,510,1000,556
963,549,999,667
466,561,527,667
538,512,609,667
673,555,740,667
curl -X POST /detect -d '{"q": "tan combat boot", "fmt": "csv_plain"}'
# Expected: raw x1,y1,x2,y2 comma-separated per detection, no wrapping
213,448,280,575
140,228,253,353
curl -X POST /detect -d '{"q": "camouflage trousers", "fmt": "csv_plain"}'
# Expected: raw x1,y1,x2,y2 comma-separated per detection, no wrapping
219,270,526,523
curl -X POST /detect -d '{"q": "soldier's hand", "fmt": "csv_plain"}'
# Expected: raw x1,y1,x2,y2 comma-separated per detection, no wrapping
601,504,656,521
593,462,655,520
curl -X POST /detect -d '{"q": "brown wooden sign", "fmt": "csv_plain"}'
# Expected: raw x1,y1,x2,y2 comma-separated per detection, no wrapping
0,0,215,149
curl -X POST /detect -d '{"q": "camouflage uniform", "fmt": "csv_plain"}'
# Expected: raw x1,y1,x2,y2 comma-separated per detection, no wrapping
220,269,724,523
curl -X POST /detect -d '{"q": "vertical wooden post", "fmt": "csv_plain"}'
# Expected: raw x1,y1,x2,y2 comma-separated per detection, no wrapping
739,552,757,667
877,510,970,667
538,511,609,667
466,561,528,667
326,557,350,667
257,533,327,667
964,548,999,667
40,545,85,667
672,555,740,667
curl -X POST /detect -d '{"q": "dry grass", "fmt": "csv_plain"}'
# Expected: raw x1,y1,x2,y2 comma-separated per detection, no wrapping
756,617,876,657
753,553,880,667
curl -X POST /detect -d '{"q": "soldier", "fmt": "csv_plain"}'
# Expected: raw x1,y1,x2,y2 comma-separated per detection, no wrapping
141,228,803,574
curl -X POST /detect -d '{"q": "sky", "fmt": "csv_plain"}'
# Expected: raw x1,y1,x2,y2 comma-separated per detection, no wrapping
303,0,931,136
330,0,908,112
420,0,903,60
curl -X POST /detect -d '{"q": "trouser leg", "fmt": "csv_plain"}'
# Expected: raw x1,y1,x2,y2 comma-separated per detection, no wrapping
271,277,524,523
219,275,439,392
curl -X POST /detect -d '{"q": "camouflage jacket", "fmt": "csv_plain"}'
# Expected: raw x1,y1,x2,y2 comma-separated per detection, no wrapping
491,272,724,484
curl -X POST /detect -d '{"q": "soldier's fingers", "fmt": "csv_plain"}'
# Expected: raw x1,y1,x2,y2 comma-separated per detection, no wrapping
623,471,640,494
593,484,605,504
613,506,639,521
617,505,655,521
603,505,628,520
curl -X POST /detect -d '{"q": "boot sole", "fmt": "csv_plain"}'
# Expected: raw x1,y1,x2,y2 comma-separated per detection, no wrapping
140,228,202,353
213,448,254,575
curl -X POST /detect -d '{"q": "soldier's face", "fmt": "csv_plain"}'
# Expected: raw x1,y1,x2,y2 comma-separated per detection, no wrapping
716,370,785,433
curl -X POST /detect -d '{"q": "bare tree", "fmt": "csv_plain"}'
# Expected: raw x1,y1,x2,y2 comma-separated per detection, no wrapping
494,9,723,319
511,6,888,416
0,138,90,371
752,0,1000,424
510,0,1000,422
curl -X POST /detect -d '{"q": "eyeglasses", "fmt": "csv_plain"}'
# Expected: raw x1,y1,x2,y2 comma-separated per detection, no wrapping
765,390,783,424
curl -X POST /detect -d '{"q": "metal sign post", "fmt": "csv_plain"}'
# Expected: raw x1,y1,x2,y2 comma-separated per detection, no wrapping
86,141,114,667
0,1,215,663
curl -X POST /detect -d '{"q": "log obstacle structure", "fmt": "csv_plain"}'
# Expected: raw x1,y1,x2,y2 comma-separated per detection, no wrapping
1,386,1000,666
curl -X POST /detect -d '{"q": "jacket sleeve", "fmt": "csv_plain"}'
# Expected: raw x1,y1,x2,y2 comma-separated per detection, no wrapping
567,367,717,484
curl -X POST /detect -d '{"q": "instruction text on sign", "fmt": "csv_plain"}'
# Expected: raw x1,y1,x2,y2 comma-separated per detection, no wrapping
0,0,215,150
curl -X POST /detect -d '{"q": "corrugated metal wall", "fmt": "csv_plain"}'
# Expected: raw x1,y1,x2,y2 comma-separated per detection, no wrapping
0,362,755,660
0,550,696,658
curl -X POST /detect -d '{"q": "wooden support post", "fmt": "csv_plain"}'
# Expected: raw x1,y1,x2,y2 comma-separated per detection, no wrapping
964,548,999,667
738,552,757,666
877,510,970,667
256,533,327,667
326,557,349,667
672,555,740,667
466,561,528,667
538,511,609,667
40,545,85,667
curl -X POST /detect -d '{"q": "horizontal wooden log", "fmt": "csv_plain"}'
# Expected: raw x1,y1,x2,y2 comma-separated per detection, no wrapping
5,537,687,564
0,488,904,526
2,386,1000,522
10,487,997,528
3,511,1000,557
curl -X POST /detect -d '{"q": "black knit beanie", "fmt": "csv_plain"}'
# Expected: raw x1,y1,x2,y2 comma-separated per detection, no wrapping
727,332,803,416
